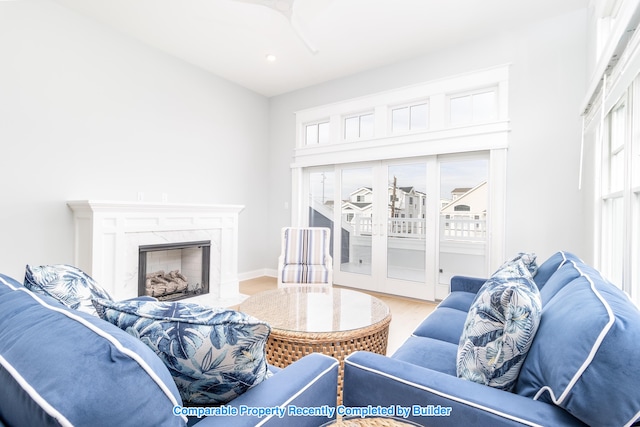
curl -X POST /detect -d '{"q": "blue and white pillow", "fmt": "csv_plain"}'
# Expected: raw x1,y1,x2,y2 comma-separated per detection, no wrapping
499,252,538,276
24,264,112,316
93,298,271,405
457,258,542,391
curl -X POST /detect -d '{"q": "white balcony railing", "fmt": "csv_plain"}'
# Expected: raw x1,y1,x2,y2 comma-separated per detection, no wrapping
440,216,486,241
388,218,426,238
342,213,486,242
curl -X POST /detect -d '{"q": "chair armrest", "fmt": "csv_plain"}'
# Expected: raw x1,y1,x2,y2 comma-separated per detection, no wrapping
450,275,486,293
343,352,585,427
192,353,339,427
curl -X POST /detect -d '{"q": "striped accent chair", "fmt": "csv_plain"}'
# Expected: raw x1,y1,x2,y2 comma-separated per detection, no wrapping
278,227,333,286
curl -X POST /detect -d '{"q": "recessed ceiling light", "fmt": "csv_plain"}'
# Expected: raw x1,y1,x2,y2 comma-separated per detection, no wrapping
265,54,277,62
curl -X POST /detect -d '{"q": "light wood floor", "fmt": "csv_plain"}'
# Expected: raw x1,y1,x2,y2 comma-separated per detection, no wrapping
239,277,438,356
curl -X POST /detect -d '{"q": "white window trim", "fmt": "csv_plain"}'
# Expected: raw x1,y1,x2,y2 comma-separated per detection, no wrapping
390,100,430,134
446,86,499,127
293,65,510,169
291,65,510,272
304,120,330,145
582,1,640,307
295,65,509,151
343,112,375,141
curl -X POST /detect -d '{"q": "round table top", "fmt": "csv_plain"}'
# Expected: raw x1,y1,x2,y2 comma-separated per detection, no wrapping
239,286,390,334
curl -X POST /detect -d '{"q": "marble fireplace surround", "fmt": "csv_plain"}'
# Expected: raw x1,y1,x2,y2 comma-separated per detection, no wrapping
67,201,245,306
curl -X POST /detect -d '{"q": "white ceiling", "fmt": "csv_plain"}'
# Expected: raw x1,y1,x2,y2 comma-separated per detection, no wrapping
52,0,588,97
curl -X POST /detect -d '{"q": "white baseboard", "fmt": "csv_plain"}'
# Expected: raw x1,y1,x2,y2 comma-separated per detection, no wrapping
238,269,277,281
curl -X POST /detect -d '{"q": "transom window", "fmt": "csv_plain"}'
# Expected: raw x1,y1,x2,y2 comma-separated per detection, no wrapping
392,102,429,133
293,66,509,301
345,113,374,139
295,66,507,152
449,88,497,125
305,121,330,145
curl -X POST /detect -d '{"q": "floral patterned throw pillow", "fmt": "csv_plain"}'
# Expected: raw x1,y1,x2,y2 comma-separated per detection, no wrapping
93,298,271,405
24,264,112,316
456,258,542,391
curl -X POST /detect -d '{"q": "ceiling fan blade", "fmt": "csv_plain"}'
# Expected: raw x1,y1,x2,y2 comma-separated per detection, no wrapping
231,0,293,19
230,0,317,54
290,11,318,55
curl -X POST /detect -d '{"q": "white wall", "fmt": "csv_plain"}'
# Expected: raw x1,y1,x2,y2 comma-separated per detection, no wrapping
0,2,591,283
0,0,270,280
267,9,589,268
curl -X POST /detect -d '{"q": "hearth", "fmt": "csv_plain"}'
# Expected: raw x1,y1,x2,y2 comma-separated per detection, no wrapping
67,200,244,304
138,241,210,301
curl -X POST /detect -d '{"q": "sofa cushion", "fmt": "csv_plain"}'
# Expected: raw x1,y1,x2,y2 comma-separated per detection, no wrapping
412,307,468,344
457,259,542,391
515,261,640,426
24,264,112,316
392,336,458,376
93,298,271,406
436,291,476,312
0,274,185,427
532,251,582,290
538,261,581,306
0,275,12,298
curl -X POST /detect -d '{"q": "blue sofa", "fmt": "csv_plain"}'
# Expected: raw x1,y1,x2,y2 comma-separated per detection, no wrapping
0,273,339,427
343,251,640,426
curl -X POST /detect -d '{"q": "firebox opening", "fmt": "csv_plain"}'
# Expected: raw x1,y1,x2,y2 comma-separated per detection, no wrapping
138,240,210,301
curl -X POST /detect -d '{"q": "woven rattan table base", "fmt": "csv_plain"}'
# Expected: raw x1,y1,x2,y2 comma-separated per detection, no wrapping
322,416,420,426
266,313,392,404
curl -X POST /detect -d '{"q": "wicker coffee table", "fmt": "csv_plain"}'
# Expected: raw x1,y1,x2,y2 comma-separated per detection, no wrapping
239,286,391,403
321,417,421,426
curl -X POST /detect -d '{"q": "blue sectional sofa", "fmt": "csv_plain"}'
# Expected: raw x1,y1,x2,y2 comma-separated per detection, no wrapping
343,251,640,426
0,273,339,427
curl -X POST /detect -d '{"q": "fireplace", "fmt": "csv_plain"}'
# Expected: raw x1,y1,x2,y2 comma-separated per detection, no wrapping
67,200,245,306
138,241,211,301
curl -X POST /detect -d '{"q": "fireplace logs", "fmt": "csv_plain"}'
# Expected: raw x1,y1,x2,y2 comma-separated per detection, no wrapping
138,240,210,301
145,270,189,298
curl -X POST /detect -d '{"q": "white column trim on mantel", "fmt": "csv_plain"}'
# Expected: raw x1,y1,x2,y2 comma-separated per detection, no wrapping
67,200,245,306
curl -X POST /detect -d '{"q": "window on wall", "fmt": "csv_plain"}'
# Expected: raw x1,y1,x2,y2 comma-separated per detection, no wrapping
293,66,510,298
391,102,429,132
344,113,374,139
599,79,640,305
449,88,497,125
595,0,623,59
602,99,626,286
305,121,330,145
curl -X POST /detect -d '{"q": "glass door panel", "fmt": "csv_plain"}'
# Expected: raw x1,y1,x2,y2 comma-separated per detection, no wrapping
438,157,489,287
387,163,427,282
308,170,335,258
340,167,373,276
301,152,494,301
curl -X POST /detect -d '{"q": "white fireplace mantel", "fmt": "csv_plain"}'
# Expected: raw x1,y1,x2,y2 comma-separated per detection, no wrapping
67,200,245,305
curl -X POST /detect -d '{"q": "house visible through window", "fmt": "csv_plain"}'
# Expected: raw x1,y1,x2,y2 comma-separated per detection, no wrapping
294,65,509,301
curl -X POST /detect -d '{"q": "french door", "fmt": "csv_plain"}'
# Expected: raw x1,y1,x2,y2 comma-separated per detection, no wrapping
305,153,490,301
